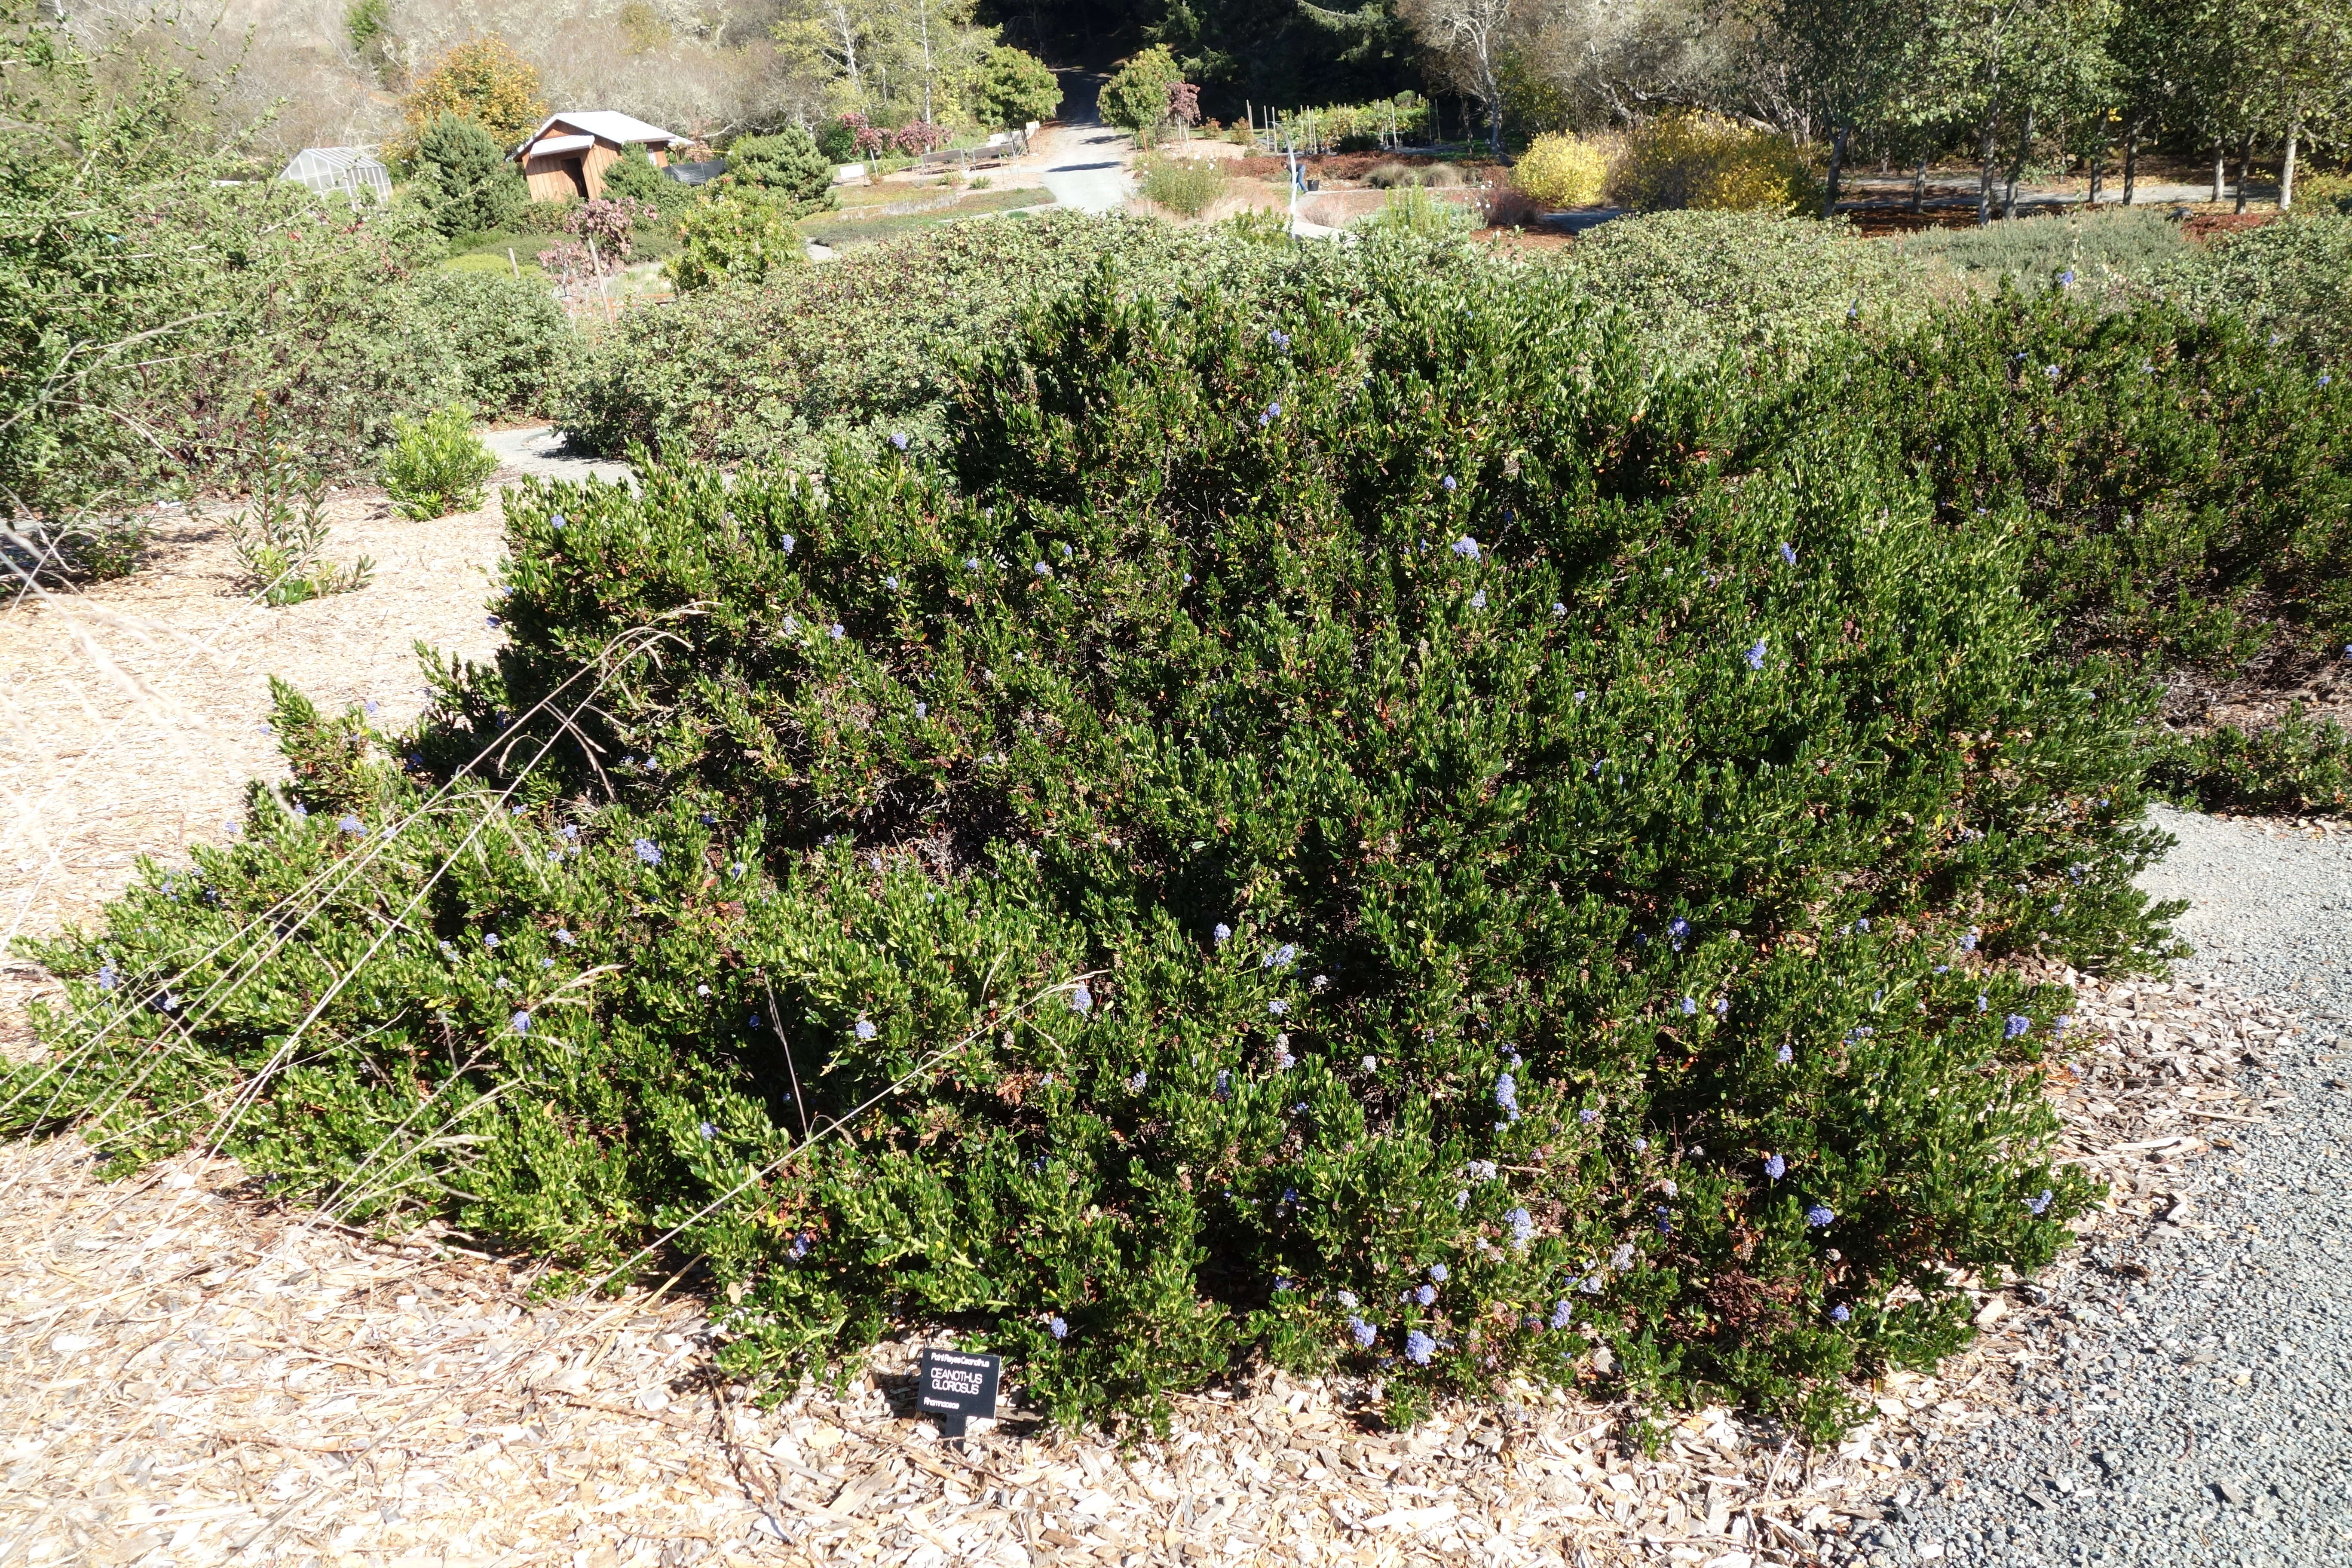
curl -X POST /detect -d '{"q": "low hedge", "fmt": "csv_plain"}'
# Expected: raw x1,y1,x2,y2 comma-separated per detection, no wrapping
14,255,2184,1439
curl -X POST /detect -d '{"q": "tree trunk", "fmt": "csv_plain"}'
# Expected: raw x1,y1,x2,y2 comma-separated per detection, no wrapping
2281,120,2301,209
2003,104,2033,220
2233,128,2253,213
2212,138,2225,203
2088,144,2102,206
1911,156,1927,213
1978,112,1999,226
1824,124,1848,219
2122,122,2138,205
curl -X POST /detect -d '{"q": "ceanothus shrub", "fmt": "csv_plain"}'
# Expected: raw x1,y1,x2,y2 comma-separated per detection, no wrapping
12,258,2178,1438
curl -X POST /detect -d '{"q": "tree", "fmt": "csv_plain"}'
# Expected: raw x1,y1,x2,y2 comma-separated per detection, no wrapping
412,112,526,237
1102,44,1185,135
967,44,1061,127
1917,0,2116,224
401,38,547,155
2251,0,2352,208
1761,0,1925,216
1398,0,1513,153
727,128,839,213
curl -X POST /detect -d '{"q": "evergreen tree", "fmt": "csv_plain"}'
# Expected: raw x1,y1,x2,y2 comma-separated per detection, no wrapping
413,112,527,238
724,129,839,217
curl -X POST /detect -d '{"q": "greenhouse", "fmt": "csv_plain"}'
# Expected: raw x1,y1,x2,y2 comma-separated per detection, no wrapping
278,146,391,202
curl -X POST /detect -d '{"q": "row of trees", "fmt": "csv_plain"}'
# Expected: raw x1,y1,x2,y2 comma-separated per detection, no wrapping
772,0,1060,132
1394,0,2352,212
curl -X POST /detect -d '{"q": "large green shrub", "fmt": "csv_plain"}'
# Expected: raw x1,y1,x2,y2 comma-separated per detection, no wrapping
381,406,499,518
1101,46,1184,136
2146,708,2352,814
14,259,2179,1439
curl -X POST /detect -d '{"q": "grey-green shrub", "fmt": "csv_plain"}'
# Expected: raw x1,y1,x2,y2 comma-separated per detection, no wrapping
1899,206,2188,294
1558,211,1927,367
2155,212,2352,364
1139,156,1227,217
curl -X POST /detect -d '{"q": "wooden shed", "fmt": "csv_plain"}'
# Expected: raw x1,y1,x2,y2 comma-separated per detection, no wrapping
510,112,689,202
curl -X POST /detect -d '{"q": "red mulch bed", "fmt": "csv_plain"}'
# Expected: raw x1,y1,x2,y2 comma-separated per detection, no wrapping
1841,206,1988,237
2183,211,2286,243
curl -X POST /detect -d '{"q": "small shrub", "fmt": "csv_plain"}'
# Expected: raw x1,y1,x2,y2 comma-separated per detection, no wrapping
1420,162,1466,189
1480,184,1545,228
601,144,698,222
1217,207,1293,246
228,459,372,605
2146,709,2352,814
381,407,498,520
0,518,151,584
1364,161,1417,189
400,271,578,419
1615,111,1818,214
1139,156,1227,217
1514,132,1612,208
413,112,527,238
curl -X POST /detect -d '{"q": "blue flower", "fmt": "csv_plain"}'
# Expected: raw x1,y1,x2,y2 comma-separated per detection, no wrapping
1469,590,1486,609
1216,1069,1231,1097
2004,1013,2031,1039
855,1018,877,1041
554,928,576,946
889,432,909,451
914,701,927,718
789,1232,812,1259
1428,1262,1448,1283
699,1121,716,1139
1349,1317,1377,1348
1744,638,1767,671
1579,1107,1599,1125
484,933,500,949
1049,1315,1069,1340
1452,535,1479,559
1776,1043,1794,1064
781,535,796,554
1806,1204,1835,1228
1126,1070,1148,1092
965,557,981,572
1267,998,1289,1017
1959,929,1978,955
1551,1300,1574,1329
1831,1303,1851,1323
1554,603,1568,619
2058,268,2075,286
2027,1188,2054,1215
829,624,845,640
1033,562,1051,578
95,961,118,992
1071,982,1094,1014
2045,364,2062,380
884,575,899,589
1764,1153,1785,1181
1494,1074,1519,1114
338,815,364,834
1214,922,1232,944
1415,1284,1436,1305
1336,1289,1359,1309
1259,402,1281,426
510,1010,531,1034
1508,1208,1534,1246
633,839,661,865
1680,996,1697,1015
1268,328,1291,349
1404,1329,1436,1365
551,513,567,530
1580,1274,1602,1294
1779,542,1797,566
1976,993,1989,1012
485,615,501,628
1712,997,1728,1017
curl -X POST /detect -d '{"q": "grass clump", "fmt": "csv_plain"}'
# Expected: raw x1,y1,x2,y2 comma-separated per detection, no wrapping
15,257,2189,1441
382,407,498,520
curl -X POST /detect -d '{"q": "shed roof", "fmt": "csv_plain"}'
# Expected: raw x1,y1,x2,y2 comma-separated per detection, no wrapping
513,111,687,158
523,134,596,157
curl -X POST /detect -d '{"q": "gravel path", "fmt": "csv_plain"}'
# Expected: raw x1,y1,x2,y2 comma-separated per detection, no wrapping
1875,807,2352,1568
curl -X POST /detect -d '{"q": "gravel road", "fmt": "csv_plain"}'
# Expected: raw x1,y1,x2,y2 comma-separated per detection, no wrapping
1869,807,2352,1568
